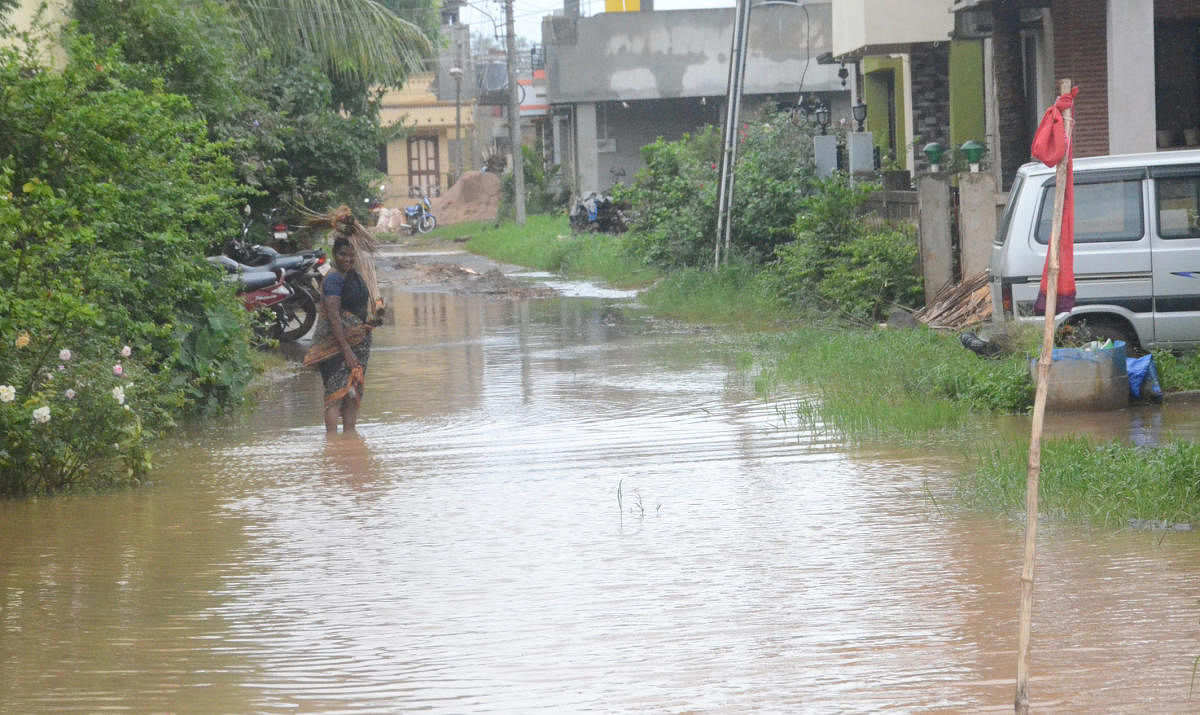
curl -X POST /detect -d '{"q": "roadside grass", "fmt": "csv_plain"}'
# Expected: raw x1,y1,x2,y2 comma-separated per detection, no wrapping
465,215,1200,527
637,264,792,330
462,214,659,289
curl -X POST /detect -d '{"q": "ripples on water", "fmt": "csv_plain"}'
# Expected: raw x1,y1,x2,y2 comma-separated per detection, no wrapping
4,289,1200,712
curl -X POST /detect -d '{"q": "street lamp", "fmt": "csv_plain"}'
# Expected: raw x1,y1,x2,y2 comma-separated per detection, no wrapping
960,140,986,172
449,66,464,183
923,142,945,172
815,103,830,135
851,100,867,132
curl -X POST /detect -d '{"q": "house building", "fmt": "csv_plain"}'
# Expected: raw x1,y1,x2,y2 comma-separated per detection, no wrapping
542,0,847,196
831,0,988,177
833,0,1200,187
378,69,477,202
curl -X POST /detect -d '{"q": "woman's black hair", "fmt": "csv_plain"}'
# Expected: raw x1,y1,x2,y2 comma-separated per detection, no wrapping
333,236,352,252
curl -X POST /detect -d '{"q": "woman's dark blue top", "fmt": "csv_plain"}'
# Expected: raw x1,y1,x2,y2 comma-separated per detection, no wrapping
322,269,369,322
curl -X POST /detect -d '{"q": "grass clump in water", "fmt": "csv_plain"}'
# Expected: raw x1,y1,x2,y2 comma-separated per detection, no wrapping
965,436,1200,527
748,326,1034,442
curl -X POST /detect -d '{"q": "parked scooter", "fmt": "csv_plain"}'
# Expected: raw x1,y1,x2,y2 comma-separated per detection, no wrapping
208,255,318,342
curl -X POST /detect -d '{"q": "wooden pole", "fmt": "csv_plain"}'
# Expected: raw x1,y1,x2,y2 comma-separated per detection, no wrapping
1015,78,1073,715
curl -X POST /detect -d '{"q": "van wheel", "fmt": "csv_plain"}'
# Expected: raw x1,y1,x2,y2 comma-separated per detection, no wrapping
1064,317,1143,356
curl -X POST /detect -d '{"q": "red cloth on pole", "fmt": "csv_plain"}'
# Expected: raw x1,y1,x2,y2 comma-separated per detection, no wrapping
1032,87,1079,315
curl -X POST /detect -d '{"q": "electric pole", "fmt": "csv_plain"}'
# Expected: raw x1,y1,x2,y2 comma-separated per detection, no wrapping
504,0,526,225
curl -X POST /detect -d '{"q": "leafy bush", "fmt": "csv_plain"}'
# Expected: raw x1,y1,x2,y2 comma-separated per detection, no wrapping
615,107,818,270
613,125,722,269
0,34,252,494
500,144,571,218
772,174,923,323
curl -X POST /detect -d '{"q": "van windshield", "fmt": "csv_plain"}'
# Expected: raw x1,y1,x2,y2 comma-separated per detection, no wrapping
994,174,1024,245
1034,178,1143,244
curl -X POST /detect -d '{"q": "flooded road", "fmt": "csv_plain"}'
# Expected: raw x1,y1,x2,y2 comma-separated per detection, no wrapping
4,267,1200,712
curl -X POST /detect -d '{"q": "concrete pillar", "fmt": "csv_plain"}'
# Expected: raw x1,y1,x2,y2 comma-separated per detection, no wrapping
957,171,1000,278
575,102,600,196
848,131,874,176
918,173,952,303
1107,0,1155,154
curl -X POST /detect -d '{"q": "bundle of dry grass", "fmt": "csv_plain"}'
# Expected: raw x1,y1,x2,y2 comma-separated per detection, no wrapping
914,271,993,330
302,205,382,320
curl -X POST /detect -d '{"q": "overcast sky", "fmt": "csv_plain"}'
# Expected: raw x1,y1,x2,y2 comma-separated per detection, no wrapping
458,0,738,45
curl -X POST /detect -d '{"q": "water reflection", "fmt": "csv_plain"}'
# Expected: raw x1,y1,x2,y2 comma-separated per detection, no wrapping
3,283,1200,711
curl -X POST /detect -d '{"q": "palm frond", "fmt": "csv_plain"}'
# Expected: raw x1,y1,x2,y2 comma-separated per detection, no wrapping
237,0,432,86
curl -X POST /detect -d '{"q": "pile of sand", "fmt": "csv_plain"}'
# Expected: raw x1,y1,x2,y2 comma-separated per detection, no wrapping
431,171,502,226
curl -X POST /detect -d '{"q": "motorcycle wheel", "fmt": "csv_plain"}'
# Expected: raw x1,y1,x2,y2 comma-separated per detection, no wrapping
417,214,437,234
279,290,318,342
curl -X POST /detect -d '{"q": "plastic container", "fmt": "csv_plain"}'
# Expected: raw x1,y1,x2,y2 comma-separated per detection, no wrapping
1030,340,1128,411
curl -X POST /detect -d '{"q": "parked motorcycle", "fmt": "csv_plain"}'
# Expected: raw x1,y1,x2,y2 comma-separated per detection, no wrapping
224,224,327,316
370,196,437,235
207,257,295,340
403,195,437,234
208,255,318,342
569,192,627,233
266,208,299,253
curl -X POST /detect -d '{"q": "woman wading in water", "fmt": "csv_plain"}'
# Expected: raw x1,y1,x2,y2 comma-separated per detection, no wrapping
302,206,384,433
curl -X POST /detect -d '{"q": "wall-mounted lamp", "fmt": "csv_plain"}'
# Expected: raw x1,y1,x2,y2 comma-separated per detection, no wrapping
837,63,848,89
960,140,986,172
922,142,945,172
851,100,867,132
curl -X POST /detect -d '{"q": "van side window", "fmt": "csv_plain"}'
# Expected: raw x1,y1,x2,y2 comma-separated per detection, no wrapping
1156,175,1200,239
1034,179,1143,244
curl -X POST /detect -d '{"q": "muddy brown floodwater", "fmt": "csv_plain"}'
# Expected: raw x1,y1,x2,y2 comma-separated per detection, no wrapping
3,247,1200,712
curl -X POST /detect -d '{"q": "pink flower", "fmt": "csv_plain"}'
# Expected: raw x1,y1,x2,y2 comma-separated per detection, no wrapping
59,348,71,361
113,364,123,377
65,389,76,399
120,345,132,358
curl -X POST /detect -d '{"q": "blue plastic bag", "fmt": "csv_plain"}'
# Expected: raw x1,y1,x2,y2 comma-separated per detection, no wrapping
1126,354,1163,399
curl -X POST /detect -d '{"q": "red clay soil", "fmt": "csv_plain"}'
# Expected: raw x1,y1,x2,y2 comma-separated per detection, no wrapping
430,171,502,226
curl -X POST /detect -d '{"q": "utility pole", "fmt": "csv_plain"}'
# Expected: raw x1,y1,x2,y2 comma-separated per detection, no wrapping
449,66,464,183
504,0,526,225
714,0,751,269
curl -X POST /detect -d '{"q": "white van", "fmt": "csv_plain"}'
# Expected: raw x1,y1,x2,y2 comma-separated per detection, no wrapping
989,148,1200,351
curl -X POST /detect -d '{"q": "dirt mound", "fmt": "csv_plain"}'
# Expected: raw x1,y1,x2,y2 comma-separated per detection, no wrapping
431,171,502,226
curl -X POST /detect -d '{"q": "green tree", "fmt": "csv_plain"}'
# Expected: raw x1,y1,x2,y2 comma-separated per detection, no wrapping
70,0,406,221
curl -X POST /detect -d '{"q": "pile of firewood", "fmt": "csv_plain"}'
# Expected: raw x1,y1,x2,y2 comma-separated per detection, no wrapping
914,271,992,330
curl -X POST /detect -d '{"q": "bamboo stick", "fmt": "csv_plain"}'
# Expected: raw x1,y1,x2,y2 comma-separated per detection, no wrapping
1015,78,1073,715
